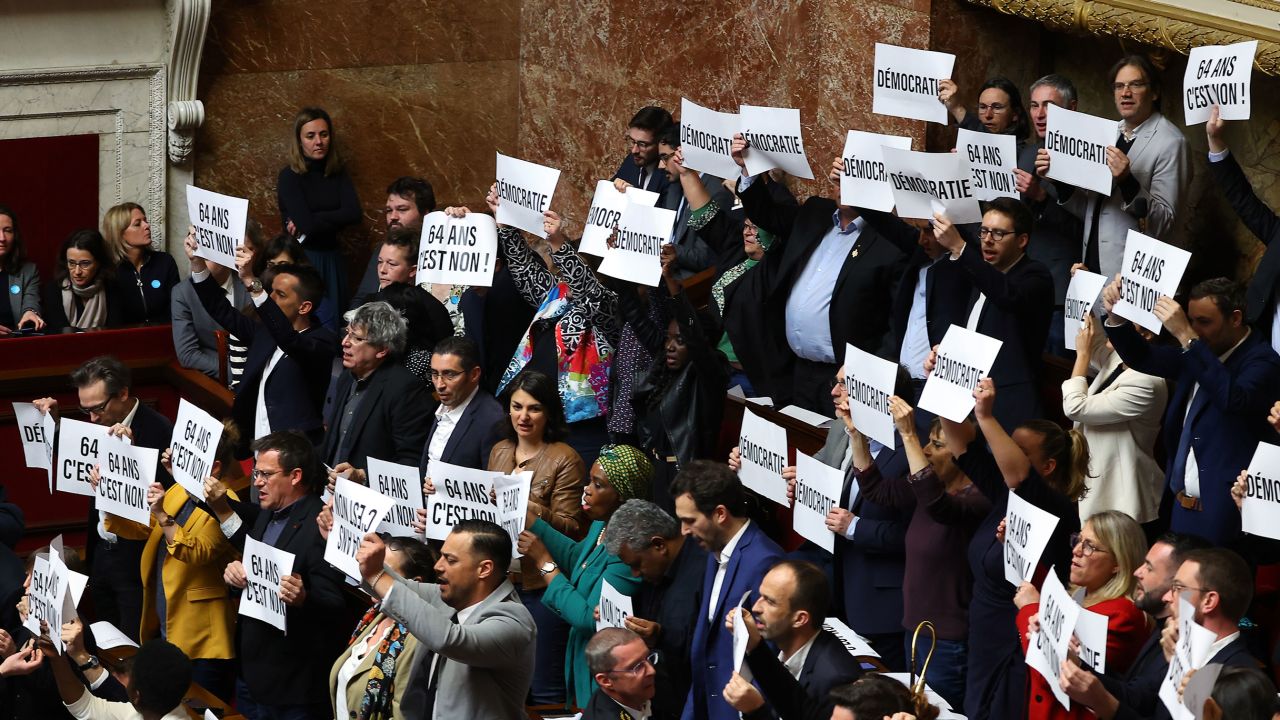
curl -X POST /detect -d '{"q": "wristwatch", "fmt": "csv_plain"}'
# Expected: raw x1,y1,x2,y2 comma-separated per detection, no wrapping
539,561,558,577
248,278,263,294
77,656,101,671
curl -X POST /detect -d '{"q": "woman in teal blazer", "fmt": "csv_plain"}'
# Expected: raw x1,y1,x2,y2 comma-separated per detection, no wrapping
518,443,653,709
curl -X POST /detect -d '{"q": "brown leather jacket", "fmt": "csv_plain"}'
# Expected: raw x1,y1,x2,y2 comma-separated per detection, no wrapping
488,439,587,590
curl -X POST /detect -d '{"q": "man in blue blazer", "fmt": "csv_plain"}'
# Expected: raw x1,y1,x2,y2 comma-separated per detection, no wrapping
418,336,505,475
613,106,673,195
672,461,784,720
1103,276,1280,545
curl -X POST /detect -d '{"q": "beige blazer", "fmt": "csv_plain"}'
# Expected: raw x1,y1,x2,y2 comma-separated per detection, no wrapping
328,613,421,720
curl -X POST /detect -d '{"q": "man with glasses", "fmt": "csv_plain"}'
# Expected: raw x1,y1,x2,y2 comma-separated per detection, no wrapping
581,627,676,719
32,355,173,640
417,336,504,476
614,106,673,194
1157,548,1257,669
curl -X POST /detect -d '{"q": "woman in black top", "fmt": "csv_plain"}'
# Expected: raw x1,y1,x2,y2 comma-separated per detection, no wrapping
103,202,178,324
276,107,361,320
42,230,125,333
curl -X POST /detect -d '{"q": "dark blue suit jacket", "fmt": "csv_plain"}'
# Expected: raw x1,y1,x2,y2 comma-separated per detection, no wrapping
834,441,908,638
1107,322,1280,544
322,363,434,469
612,154,670,195
743,629,865,720
682,522,784,720
416,389,505,476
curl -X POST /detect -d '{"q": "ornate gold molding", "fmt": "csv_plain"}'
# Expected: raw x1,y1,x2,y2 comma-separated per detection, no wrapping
966,0,1280,75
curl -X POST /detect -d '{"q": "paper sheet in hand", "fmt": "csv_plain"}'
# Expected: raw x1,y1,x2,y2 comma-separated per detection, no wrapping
881,147,982,224
777,405,833,429
679,98,742,179
792,453,843,554
1075,605,1109,674
822,618,881,658
1025,569,1079,710
1184,41,1257,125
89,621,139,650
186,185,248,269
596,578,634,631
97,433,157,526
495,471,533,558
1111,229,1192,334
872,43,955,124
579,181,660,256
957,127,1018,201
737,408,790,506
597,202,677,287
417,211,498,287
1063,270,1109,350
918,325,1003,423
170,398,221,501
325,477,395,580
240,535,295,633
1003,491,1060,585
740,104,813,179
840,130,912,211
56,417,106,497
1044,104,1116,196
24,553,68,652
425,460,499,541
12,402,52,470
1160,595,1217,720
1241,441,1280,539
367,456,425,537
495,153,560,238
844,343,898,447
731,591,751,674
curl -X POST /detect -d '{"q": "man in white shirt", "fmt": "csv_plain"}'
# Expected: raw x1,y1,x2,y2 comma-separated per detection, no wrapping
417,336,505,476
1159,548,1257,669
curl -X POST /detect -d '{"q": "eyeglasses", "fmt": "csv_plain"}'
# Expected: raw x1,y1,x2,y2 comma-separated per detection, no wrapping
79,399,111,417
1112,80,1149,92
977,103,1008,113
343,331,368,345
625,135,655,150
605,651,659,676
978,227,1016,241
251,468,284,481
658,151,676,164
1070,533,1111,557
429,369,465,381
66,260,96,270
1169,580,1211,596
827,376,847,394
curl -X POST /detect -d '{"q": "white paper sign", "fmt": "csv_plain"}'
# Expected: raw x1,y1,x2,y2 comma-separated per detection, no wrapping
89,621,138,650
56,417,105,497
792,452,843,554
368,456,425,537
579,181,660,257
1111,229,1193,334
840,130,913,211
1025,569,1079,710
170,399,221,501
12,402,51,470
186,185,249,269
495,471,533,558
881,147,982,224
679,98,742,180
63,569,88,623
325,477,395,580
424,460,499,541
24,553,68,652
1075,605,1109,674
40,412,56,492
957,128,1018,201
1044,104,1116,196
737,408,790,507
1063,270,1109,349
918,325,1003,423
597,202,678,287
872,44,955,124
98,434,156,526
822,618,881,659
844,343,898,447
731,591,751,674
596,578,634,631
495,153,560,238
1160,595,1217,720
740,105,814,179
1241,441,1280,539
416,211,498,287
1003,491,1061,586
1184,41,1257,125
884,673,955,712
240,535,295,633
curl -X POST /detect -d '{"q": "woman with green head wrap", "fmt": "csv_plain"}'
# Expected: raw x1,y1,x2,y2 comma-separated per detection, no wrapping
517,444,654,709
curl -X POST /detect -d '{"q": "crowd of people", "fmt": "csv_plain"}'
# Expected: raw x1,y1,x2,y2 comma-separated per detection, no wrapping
3,50,1280,720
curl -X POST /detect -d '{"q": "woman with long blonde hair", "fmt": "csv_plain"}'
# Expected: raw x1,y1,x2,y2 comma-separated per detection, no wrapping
103,201,178,324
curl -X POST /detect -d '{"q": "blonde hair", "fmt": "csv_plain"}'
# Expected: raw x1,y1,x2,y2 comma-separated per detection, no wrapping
101,202,146,263
287,107,344,176
1075,510,1146,605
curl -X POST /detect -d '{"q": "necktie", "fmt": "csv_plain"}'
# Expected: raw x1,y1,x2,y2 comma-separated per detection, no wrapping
637,169,647,190
423,612,458,719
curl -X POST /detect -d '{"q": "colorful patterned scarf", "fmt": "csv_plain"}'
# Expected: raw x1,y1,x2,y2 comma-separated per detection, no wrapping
348,605,409,720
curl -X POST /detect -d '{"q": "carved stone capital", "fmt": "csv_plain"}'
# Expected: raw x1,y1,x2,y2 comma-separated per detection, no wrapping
166,0,210,164
965,0,1280,76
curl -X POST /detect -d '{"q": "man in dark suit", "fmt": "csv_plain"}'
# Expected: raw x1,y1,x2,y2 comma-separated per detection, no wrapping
418,336,504,476
733,142,907,414
581,627,679,720
171,253,250,383
723,560,863,720
1103,276,1280,545
656,123,736,279
218,431,346,719
932,197,1055,429
614,106,674,195
324,301,433,481
604,499,709,705
189,249,337,455
673,462,784,720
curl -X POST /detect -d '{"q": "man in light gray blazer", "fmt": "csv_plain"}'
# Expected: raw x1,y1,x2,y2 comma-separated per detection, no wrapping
359,518,536,720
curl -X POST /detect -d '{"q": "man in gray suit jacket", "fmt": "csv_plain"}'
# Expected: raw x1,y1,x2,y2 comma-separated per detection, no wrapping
358,519,536,719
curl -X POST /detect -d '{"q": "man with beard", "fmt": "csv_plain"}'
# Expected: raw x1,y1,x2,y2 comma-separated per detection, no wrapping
614,106,673,194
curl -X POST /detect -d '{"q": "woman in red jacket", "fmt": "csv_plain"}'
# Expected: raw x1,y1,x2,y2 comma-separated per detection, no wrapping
1014,510,1149,720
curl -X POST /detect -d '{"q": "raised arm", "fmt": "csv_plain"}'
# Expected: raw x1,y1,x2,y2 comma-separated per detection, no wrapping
973,378,1030,490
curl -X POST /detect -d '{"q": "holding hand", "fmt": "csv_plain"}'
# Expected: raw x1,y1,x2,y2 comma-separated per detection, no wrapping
1014,168,1045,202
730,133,748,171
722,672,765,713
485,183,500,215
1268,400,1280,434
516,531,549,565
1206,105,1228,154
145,482,166,517
1014,581,1040,610
826,507,855,535
1233,469,1248,512
223,560,247,589
938,79,960,112
1105,146,1131,180
1100,273,1123,315
972,377,997,420
623,616,661,644
279,573,307,608
357,532,388,584
1153,296,1195,348
1074,312,1098,358
235,244,257,285
316,502,333,540
543,211,566,250
889,396,916,439
727,446,741,472
722,606,762,653
1035,148,1052,178
0,639,42,678
828,157,844,187
184,226,207,274
931,212,964,255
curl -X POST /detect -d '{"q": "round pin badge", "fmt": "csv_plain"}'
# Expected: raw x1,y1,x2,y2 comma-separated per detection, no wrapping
9,284,18,295
151,279,162,289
